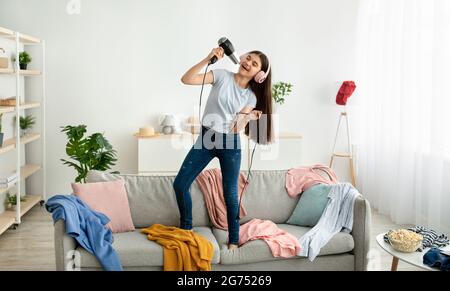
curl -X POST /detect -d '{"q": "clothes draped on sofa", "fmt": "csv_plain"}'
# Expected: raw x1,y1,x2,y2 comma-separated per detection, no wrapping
297,182,360,261
196,168,248,230
239,219,301,258
45,194,123,271
285,164,338,197
141,224,214,271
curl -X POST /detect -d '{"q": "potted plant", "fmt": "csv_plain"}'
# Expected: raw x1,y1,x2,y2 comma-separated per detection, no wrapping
5,192,26,211
20,115,35,136
60,125,119,183
0,113,4,147
272,81,293,107
14,115,35,136
18,51,32,70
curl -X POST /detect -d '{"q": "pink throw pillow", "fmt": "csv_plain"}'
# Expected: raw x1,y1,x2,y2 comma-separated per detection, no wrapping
71,179,135,233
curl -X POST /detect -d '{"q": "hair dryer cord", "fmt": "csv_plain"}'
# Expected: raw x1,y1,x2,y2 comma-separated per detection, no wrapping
199,63,211,126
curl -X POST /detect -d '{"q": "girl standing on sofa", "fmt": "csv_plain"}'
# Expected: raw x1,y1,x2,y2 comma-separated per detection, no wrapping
173,47,273,250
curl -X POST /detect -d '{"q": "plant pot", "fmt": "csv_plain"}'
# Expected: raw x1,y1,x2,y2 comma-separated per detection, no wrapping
0,132,4,147
273,102,279,113
19,63,27,70
21,128,32,137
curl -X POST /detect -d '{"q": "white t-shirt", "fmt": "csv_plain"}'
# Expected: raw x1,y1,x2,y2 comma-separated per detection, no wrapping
202,69,257,133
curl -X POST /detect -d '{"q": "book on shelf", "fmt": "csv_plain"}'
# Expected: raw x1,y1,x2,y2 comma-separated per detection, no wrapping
0,179,17,189
0,96,16,106
0,172,18,183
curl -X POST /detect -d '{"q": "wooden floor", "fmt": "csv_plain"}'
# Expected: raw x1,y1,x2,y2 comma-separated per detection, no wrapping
0,205,55,271
0,205,423,271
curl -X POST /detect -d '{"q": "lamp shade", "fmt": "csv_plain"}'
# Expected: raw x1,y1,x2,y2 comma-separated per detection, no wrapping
336,81,356,106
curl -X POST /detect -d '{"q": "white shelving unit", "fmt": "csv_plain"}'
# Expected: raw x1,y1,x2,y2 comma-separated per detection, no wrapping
0,26,46,234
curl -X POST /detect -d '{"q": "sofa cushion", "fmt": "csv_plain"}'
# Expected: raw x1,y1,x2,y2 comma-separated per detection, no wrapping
238,170,300,224
71,179,135,233
86,170,304,227
286,184,331,227
213,224,354,265
76,226,221,268
85,170,211,228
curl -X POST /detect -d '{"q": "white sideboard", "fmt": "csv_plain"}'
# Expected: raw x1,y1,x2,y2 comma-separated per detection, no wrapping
136,131,302,175
248,132,303,171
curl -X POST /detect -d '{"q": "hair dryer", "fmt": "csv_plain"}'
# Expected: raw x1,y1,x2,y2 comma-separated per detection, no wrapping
209,37,239,65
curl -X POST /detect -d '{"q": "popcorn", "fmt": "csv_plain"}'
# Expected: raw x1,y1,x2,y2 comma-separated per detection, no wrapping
387,229,423,253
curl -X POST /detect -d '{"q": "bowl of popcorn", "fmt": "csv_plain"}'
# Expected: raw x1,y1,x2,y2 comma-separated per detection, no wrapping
387,229,423,253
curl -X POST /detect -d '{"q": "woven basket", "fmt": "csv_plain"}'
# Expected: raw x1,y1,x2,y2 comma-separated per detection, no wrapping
0,97,16,106
0,57,8,69
387,230,423,253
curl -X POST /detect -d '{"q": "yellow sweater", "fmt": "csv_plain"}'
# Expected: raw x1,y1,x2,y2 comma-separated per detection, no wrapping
141,224,214,271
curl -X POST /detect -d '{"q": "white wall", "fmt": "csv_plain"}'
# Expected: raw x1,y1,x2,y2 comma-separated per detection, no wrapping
0,0,359,196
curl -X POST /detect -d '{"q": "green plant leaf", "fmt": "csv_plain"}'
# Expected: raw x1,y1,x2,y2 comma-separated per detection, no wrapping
272,81,293,105
61,125,118,183
18,51,32,64
5,192,26,205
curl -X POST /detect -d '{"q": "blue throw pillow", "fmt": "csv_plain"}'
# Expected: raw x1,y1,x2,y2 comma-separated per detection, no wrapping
287,184,331,227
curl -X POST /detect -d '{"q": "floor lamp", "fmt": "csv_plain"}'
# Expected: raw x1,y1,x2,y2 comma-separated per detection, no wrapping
330,81,356,186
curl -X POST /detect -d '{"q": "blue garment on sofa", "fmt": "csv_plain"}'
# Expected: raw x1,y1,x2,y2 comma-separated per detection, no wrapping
45,194,122,271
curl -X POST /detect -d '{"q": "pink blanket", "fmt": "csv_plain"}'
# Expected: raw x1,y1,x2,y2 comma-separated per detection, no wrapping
285,164,338,197
196,168,248,230
239,219,301,258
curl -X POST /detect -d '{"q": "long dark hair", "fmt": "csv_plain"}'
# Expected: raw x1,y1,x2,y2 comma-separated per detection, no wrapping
245,50,273,144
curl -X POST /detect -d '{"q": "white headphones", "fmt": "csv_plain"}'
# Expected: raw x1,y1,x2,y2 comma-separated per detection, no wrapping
240,53,271,84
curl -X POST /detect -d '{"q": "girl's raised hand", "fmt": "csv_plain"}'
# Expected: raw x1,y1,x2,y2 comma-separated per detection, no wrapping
206,47,224,62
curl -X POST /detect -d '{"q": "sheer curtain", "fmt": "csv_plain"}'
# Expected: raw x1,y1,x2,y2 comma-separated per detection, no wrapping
353,0,450,234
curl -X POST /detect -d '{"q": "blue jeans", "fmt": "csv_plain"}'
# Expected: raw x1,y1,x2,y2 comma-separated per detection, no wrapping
173,126,241,244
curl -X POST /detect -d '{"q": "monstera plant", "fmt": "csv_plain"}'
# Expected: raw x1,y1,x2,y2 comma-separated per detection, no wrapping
60,125,119,183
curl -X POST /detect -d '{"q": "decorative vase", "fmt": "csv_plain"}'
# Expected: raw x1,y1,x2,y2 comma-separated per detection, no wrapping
159,114,181,134
162,126,174,134
19,63,27,70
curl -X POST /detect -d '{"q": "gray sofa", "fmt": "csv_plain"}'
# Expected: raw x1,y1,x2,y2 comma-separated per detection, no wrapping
53,169,371,271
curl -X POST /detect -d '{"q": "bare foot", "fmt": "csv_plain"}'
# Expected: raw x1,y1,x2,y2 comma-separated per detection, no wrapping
228,244,238,250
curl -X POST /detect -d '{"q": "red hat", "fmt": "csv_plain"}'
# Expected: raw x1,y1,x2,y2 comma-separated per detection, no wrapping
336,81,356,105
